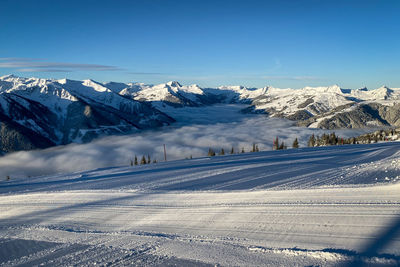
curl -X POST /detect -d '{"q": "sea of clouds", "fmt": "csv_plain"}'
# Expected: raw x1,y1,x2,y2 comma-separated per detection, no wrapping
0,105,369,179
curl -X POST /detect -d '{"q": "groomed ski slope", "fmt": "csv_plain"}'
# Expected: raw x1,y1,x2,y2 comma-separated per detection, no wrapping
1,142,400,266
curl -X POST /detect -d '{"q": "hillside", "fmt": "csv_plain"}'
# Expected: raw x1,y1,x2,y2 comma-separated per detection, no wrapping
2,74,400,153
1,142,399,266
0,75,174,153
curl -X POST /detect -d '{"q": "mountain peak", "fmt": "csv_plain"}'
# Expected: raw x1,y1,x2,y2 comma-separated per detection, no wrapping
309,84,342,94
82,79,110,92
328,84,341,90
166,81,181,87
83,78,101,85
57,78,68,84
0,74,19,80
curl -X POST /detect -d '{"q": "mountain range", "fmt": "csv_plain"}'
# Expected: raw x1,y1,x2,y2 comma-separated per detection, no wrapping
1,74,400,153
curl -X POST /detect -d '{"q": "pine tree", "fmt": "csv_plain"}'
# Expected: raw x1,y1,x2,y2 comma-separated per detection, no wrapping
252,143,256,152
292,138,299,148
241,147,245,153
328,132,338,145
279,141,285,150
273,137,279,150
316,135,321,146
130,159,134,166
320,133,329,146
325,134,330,145
140,155,147,165
230,147,235,154
208,148,216,157
255,145,259,152
134,155,138,165
219,148,225,155
308,134,315,147
153,159,157,163
147,155,151,164
380,131,385,141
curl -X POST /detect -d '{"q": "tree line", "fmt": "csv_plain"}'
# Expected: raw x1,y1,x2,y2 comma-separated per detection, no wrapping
130,155,157,166
205,128,400,160
307,128,399,147
207,143,260,157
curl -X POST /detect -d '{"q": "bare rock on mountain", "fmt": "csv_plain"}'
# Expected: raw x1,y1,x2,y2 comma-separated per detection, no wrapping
2,74,400,153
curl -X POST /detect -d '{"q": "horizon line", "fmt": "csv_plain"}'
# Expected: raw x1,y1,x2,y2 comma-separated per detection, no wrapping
0,73,395,91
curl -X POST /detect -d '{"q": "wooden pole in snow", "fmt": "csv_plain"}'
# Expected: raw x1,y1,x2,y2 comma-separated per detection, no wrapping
163,144,167,162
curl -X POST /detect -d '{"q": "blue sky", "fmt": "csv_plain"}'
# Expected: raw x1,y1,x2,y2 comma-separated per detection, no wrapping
1,0,399,88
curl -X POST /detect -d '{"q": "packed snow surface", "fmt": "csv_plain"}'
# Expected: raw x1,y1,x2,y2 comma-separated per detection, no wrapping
1,142,400,266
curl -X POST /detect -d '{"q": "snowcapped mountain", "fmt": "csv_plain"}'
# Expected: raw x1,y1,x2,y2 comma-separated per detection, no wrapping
0,75,174,153
120,80,400,128
131,81,205,107
119,81,263,107
247,84,400,129
1,74,400,153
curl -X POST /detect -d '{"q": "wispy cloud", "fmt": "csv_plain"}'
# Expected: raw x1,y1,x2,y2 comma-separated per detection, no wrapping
0,57,121,72
18,68,72,73
0,57,43,61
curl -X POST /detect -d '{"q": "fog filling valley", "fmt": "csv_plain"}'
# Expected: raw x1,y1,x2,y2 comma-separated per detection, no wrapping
0,105,370,179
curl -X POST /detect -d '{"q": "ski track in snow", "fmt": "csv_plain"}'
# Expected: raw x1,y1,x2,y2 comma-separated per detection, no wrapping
1,142,400,266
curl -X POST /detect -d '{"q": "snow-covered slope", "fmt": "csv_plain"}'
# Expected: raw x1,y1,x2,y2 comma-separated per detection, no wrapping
115,79,400,129
131,81,205,107
2,74,400,154
252,85,353,116
119,80,400,120
0,75,174,153
1,142,400,266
